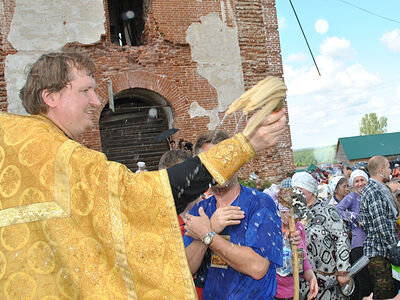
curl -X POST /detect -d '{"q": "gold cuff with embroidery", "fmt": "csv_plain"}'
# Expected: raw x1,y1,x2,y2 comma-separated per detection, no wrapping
198,133,255,185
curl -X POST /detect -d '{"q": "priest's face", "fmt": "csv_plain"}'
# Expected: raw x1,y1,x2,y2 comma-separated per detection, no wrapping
47,68,101,139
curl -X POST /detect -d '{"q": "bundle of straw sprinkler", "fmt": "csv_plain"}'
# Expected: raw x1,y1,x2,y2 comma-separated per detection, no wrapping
225,76,287,136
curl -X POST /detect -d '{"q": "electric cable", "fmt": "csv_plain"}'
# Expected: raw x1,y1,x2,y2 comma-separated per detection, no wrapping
334,0,400,24
288,0,322,76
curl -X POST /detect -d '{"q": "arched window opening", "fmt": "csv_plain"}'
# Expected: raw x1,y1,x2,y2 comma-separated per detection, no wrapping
99,88,173,171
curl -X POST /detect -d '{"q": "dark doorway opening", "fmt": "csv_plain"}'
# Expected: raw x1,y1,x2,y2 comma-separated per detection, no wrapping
107,0,145,46
99,88,173,172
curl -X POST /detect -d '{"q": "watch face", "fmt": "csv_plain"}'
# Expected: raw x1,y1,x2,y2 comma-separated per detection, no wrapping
203,233,215,245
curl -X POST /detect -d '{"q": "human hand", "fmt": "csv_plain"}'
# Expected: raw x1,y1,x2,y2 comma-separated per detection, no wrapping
284,229,301,246
185,207,213,240
243,109,286,153
362,292,373,300
303,269,318,300
210,206,245,233
337,273,350,286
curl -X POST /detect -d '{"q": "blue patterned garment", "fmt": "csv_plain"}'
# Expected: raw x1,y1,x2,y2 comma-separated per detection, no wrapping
184,185,283,300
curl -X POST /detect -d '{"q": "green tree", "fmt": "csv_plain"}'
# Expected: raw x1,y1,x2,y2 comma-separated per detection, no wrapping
359,113,387,135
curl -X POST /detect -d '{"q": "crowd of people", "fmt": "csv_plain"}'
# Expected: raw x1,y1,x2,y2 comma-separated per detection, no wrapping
1,50,399,300
168,138,194,153
157,141,400,300
262,159,400,300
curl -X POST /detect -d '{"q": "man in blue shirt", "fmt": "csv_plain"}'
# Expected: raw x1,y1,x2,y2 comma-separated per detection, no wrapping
184,144,283,300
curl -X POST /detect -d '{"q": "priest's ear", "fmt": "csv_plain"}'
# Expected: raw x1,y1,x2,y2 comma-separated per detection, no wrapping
41,89,60,108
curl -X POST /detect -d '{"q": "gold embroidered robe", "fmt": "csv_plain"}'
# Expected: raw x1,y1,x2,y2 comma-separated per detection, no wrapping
0,112,254,299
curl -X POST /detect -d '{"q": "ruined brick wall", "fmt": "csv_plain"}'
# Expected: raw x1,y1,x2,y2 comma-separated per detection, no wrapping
1,0,294,183
0,0,16,112
233,0,294,182
0,33,7,112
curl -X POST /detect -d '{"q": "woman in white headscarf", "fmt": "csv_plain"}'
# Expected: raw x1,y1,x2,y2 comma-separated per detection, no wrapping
336,169,371,300
328,176,350,206
293,172,351,300
136,161,148,173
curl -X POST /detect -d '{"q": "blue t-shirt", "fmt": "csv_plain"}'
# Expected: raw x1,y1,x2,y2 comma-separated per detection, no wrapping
184,185,283,300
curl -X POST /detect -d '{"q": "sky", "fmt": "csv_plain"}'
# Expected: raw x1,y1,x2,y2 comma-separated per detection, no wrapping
275,0,400,149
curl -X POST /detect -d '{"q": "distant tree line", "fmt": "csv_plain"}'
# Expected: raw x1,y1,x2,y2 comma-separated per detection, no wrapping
293,113,388,167
293,145,337,167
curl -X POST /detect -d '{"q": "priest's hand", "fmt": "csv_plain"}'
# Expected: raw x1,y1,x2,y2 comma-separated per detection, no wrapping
185,207,213,240
244,108,286,153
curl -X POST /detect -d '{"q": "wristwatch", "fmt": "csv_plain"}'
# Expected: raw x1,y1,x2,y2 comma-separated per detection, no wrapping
202,232,216,246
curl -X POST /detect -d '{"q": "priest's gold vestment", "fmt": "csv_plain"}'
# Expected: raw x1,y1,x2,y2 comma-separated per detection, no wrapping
0,112,254,299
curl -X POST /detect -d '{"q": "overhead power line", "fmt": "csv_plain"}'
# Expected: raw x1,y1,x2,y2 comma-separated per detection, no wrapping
334,0,400,24
288,0,321,76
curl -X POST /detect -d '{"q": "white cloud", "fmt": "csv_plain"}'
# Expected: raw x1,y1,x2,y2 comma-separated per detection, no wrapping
315,19,329,34
380,29,400,53
282,35,397,149
320,36,356,58
285,52,308,63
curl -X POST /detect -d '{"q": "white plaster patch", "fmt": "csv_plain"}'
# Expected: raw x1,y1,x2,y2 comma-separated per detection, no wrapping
5,0,105,113
5,53,42,114
8,0,105,51
186,12,244,112
189,101,220,130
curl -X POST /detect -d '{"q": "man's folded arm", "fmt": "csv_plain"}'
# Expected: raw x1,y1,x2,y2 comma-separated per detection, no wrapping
209,235,270,280
185,240,209,275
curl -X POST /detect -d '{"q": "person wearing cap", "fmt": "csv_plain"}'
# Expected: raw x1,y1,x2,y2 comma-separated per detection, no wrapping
336,169,371,300
359,156,400,299
292,172,351,300
328,175,350,206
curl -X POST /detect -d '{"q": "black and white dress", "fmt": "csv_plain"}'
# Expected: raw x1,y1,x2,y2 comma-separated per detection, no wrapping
300,198,351,300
